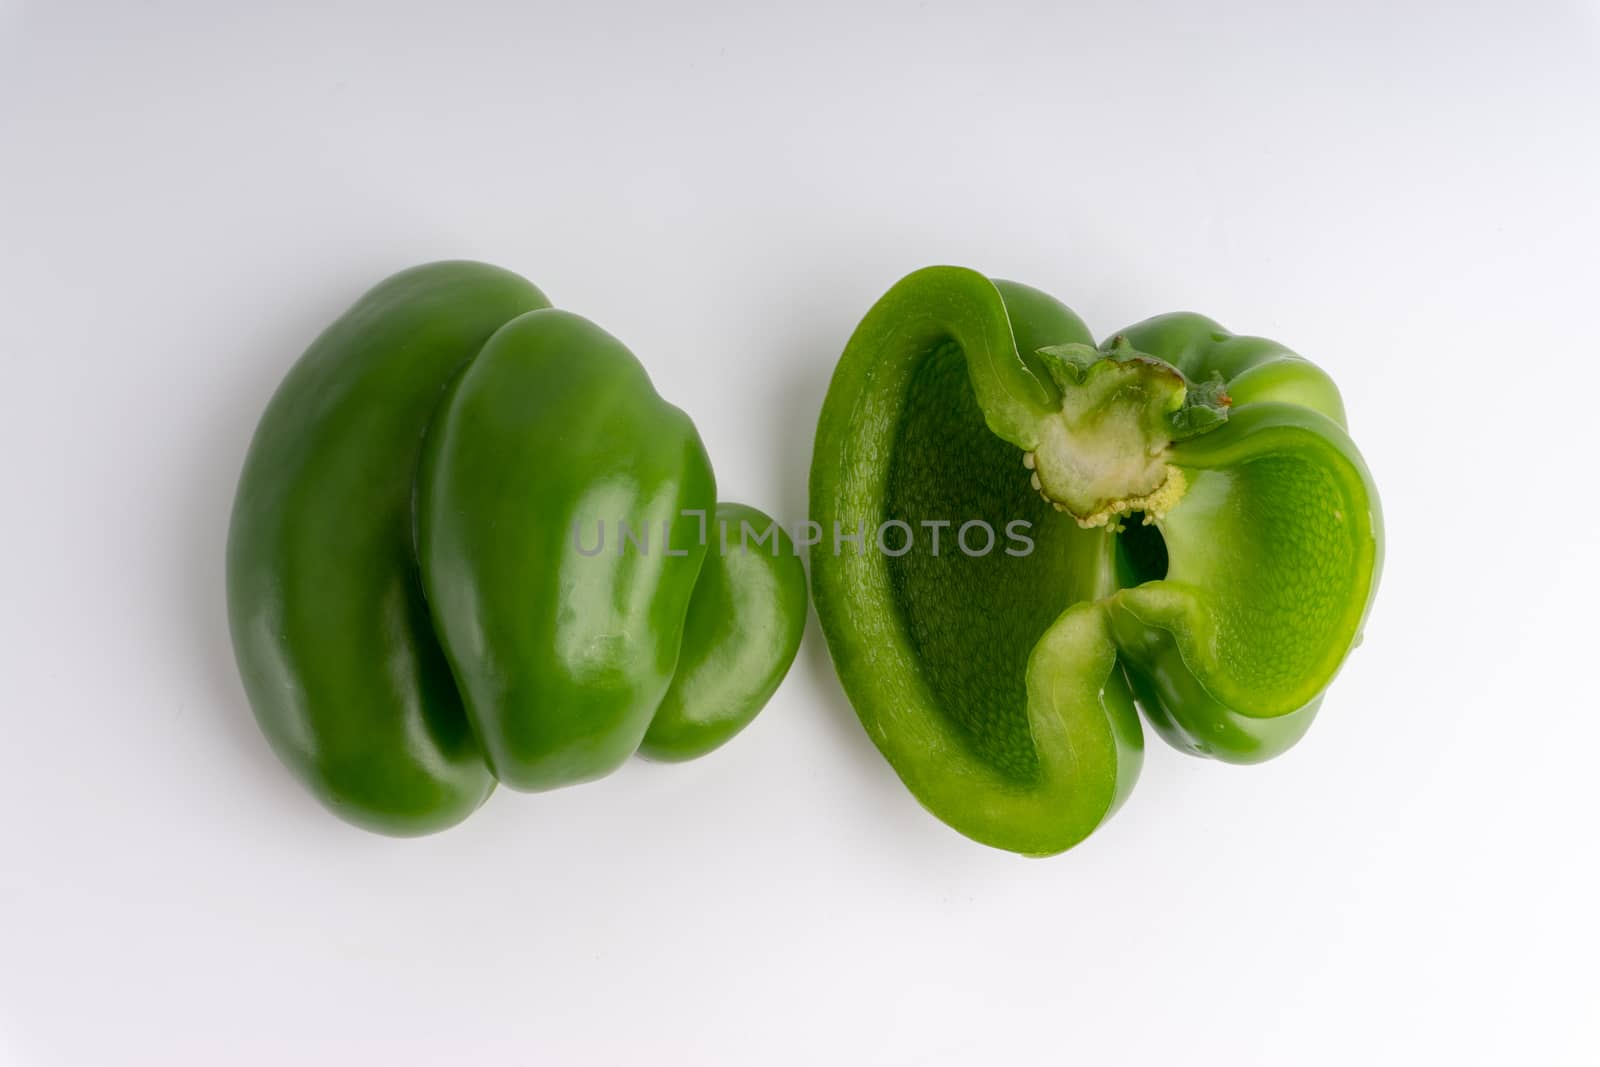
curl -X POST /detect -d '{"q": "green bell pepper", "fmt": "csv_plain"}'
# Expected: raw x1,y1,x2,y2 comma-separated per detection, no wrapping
227,261,806,836
809,266,1382,856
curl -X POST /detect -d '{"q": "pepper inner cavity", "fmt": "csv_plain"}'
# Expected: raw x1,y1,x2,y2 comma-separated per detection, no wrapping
883,341,1088,785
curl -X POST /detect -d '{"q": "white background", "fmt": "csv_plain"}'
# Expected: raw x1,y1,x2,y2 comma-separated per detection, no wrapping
3,2,1597,1064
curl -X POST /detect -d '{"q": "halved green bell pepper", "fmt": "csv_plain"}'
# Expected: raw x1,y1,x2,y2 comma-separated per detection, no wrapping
809,266,1382,856
227,262,806,835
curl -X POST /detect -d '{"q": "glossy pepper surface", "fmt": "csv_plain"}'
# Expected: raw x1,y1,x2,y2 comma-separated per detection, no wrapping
227,262,805,835
809,266,1382,856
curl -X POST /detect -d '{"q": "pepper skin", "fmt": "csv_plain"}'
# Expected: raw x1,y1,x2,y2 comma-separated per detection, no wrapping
228,262,805,834
416,312,807,788
640,503,809,762
809,266,1382,856
227,262,545,835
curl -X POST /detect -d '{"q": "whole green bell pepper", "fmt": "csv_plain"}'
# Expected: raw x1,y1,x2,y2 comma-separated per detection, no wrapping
809,266,1382,856
227,261,806,835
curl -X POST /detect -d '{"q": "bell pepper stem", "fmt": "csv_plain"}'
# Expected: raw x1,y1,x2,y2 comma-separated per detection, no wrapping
1021,341,1229,528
